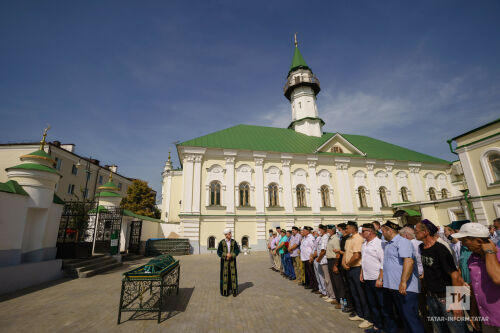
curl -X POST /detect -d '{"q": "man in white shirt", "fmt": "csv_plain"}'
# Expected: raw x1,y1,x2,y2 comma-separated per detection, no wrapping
360,223,388,332
300,226,318,291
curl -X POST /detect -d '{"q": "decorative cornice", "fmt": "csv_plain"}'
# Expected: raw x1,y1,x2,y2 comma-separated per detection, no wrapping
254,158,264,166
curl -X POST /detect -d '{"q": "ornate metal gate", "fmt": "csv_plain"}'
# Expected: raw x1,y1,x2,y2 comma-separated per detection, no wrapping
128,220,142,254
56,201,97,259
94,207,124,254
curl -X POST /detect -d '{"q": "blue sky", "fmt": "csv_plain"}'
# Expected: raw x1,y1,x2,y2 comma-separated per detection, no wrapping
1,1,499,199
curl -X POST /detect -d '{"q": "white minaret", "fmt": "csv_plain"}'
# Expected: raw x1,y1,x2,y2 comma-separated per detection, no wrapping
284,34,324,137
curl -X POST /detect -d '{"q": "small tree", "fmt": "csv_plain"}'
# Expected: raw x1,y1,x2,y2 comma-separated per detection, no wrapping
120,179,160,218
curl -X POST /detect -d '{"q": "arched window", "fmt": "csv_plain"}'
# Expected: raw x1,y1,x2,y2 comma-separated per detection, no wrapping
296,185,306,207
209,181,221,206
379,187,389,208
488,152,500,182
239,182,250,207
358,186,368,208
268,183,279,207
208,236,216,249
429,187,437,201
441,188,448,199
401,187,409,202
241,236,249,248
320,185,330,207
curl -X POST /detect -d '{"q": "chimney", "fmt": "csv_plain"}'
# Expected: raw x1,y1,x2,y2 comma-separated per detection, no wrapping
60,144,75,153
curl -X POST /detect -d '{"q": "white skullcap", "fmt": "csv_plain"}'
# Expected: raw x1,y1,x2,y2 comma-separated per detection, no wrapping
223,228,232,235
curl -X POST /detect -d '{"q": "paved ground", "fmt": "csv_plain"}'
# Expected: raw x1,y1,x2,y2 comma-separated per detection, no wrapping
0,252,364,333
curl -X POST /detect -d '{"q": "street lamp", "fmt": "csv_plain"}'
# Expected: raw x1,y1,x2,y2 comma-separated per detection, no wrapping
76,157,92,200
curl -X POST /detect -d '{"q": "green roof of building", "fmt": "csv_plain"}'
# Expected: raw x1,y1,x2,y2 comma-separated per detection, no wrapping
98,191,122,197
289,47,310,74
22,149,53,160
123,209,163,223
6,163,60,174
53,193,65,205
179,124,450,164
0,180,29,196
98,181,119,191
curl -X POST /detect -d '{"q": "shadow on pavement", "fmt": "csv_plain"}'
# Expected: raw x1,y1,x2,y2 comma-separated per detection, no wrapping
238,282,254,294
121,287,195,324
0,277,73,302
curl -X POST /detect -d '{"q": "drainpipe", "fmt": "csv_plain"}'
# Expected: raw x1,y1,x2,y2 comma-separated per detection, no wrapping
460,189,476,222
447,139,458,155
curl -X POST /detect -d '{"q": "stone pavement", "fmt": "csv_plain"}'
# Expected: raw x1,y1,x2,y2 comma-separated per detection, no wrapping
0,252,363,333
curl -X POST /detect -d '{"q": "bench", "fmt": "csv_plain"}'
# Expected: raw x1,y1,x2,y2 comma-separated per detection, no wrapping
118,254,180,324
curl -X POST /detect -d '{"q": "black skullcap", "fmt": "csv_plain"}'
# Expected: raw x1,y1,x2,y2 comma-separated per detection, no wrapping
292,226,299,231
327,224,336,230
382,220,401,231
337,223,347,229
362,223,375,229
303,226,313,231
318,224,327,231
347,221,358,228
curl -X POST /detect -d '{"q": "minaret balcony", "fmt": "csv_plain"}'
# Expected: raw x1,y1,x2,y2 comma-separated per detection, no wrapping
284,75,321,100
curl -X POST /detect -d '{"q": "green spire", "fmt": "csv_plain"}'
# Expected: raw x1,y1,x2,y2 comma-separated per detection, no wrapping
289,33,310,74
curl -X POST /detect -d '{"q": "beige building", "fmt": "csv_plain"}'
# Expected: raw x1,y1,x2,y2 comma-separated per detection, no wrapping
450,118,500,225
161,42,462,254
0,141,132,202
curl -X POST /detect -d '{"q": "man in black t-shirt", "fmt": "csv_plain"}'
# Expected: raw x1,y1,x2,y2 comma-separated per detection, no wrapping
415,220,468,333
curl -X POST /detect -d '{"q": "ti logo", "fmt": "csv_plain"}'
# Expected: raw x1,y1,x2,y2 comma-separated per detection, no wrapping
446,286,470,311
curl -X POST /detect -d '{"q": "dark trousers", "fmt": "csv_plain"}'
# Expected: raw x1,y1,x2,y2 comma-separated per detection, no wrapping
339,263,354,308
383,288,424,333
327,258,346,300
347,266,371,321
283,253,296,279
364,280,392,331
427,294,468,333
303,260,318,290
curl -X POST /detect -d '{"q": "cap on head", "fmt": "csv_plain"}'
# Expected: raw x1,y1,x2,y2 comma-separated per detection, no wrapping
362,223,375,230
382,220,401,231
346,221,358,228
303,226,313,232
447,220,470,231
223,228,232,235
318,224,327,231
327,224,336,230
337,223,347,229
292,226,299,231
452,223,489,239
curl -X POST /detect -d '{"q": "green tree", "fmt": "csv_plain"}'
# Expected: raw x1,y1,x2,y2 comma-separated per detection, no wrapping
120,179,160,218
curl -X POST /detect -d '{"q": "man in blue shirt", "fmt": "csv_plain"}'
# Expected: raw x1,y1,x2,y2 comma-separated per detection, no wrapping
381,221,423,333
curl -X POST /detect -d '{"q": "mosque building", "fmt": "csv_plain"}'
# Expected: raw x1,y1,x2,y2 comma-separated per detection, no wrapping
160,37,461,254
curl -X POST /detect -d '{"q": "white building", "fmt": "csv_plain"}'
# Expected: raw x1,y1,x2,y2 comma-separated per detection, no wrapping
161,40,461,254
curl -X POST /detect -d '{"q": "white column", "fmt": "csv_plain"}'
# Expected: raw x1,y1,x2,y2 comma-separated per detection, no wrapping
225,156,235,214
308,160,320,213
191,155,202,214
281,159,293,213
385,165,397,205
254,158,265,214
367,163,381,213
161,171,172,221
335,162,354,213
409,167,425,201
182,155,194,213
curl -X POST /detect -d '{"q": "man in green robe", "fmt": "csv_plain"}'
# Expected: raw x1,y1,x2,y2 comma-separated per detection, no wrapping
217,229,240,297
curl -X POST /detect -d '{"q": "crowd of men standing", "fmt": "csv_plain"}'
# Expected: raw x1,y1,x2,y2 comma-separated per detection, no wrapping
267,218,500,333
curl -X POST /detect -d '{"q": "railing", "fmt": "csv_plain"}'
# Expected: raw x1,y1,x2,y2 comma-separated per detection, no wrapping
283,75,321,94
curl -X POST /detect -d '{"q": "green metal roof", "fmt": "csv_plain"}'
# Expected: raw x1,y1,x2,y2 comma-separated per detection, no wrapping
22,149,53,160
289,46,310,74
6,163,60,174
98,191,122,197
53,193,65,205
98,181,119,191
0,180,29,196
179,124,450,164
123,209,163,223
450,117,500,141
